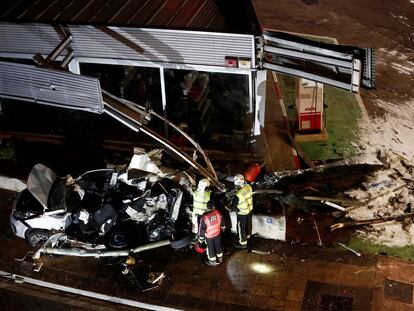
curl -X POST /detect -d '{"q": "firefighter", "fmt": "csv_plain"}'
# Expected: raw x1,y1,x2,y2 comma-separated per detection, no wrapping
120,256,143,290
232,174,253,249
192,178,211,234
198,203,224,266
65,175,85,212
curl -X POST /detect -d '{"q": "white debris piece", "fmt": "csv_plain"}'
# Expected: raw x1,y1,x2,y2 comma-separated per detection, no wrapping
128,150,163,175
125,194,168,223
126,149,183,181
79,210,90,224
228,212,286,241
0,175,26,192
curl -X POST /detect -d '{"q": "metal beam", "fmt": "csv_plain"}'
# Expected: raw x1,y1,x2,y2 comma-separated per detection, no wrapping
0,271,180,311
103,103,224,190
61,50,74,68
46,35,72,61
102,91,223,189
40,240,171,257
263,45,353,69
76,57,253,75
263,33,353,60
159,67,169,139
263,62,354,92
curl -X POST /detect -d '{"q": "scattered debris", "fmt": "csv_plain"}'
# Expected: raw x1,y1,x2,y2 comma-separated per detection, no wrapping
320,200,346,212
251,249,271,255
337,242,361,257
303,196,356,206
331,212,414,231
311,214,323,247
118,256,165,292
345,151,414,246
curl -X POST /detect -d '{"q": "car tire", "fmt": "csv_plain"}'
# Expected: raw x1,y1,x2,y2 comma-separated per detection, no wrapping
106,231,131,249
25,229,51,247
170,229,192,250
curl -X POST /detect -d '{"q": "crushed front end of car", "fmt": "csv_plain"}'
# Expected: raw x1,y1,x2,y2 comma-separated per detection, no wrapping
12,148,194,259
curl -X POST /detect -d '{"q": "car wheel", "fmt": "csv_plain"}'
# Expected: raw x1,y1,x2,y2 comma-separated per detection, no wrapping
25,229,51,247
106,231,131,249
170,229,192,250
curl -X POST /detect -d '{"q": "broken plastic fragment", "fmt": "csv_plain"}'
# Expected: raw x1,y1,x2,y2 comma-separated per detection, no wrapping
79,210,90,224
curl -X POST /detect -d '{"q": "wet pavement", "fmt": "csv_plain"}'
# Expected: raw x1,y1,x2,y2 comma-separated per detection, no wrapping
0,281,140,311
1,189,414,310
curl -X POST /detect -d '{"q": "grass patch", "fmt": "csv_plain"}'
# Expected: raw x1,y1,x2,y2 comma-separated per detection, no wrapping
347,236,414,261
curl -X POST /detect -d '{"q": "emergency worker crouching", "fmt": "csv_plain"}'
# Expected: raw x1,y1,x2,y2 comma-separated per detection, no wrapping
232,174,253,249
198,202,224,266
192,178,212,235
65,175,85,212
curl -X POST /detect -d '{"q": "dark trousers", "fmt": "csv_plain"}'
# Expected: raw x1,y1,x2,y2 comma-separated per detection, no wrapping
206,235,223,262
237,213,252,246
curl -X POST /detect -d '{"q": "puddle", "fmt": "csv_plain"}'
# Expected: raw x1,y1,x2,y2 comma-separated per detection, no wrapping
318,294,353,311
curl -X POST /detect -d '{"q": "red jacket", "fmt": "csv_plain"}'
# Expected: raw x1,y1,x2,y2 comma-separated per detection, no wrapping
198,210,222,239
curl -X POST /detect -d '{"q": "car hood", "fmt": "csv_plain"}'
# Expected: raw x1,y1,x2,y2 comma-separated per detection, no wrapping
27,163,58,210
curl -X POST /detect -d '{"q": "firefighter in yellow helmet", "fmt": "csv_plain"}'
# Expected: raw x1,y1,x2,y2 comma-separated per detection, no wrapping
192,178,212,235
231,174,253,249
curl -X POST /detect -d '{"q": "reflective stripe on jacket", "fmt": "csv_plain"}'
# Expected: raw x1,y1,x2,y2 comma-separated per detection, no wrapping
193,190,211,215
203,210,222,239
236,184,253,215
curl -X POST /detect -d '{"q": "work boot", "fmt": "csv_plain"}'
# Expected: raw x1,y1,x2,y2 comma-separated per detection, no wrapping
205,260,218,267
233,242,247,249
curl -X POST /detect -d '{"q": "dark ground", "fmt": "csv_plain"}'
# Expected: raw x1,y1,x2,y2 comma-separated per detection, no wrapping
1,188,414,310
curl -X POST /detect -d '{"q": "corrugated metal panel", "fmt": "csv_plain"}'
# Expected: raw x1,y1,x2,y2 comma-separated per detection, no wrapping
0,22,254,67
0,22,63,57
0,61,103,113
69,25,254,67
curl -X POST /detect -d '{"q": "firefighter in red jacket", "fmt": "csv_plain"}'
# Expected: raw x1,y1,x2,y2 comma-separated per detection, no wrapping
198,203,224,266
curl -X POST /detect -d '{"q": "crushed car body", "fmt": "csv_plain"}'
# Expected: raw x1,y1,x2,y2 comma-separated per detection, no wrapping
11,152,194,255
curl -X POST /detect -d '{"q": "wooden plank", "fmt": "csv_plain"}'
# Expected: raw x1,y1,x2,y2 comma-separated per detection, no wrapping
294,128,329,143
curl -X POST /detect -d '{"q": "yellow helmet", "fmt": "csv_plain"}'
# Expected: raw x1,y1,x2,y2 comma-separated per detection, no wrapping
125,256,136,266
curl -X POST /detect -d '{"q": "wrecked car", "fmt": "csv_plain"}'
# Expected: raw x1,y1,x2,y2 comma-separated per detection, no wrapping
10,160,193,251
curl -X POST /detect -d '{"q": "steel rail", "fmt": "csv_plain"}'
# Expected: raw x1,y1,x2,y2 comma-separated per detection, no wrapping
122,98,218,180
39,239,171,257
102,97,225,190
102,90,221,187
0,270,181,311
